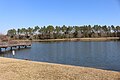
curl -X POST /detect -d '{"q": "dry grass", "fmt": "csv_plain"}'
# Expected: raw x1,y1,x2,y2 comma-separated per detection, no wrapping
32,37,120,42
12,37,120,42
0,57,120,80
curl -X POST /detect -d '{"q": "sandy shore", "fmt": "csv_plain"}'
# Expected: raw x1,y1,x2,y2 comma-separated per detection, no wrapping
0,57,120,80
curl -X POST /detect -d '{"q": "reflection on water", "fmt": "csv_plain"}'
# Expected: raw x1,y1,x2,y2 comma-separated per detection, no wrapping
0,41,120,71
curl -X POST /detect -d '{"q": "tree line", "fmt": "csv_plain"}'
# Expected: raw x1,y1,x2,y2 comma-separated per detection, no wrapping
7,25,120,40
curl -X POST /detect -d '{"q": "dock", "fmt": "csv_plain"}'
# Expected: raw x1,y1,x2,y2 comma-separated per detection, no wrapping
0,41,32,52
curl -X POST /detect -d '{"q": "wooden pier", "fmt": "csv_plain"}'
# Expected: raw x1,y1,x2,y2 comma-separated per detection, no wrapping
0,41,32,52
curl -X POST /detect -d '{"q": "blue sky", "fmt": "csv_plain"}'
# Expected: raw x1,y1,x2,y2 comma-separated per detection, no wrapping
0,0,120,34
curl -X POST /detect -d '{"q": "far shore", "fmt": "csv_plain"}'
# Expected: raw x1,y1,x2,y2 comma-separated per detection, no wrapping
32,37,120,42
11,37,120,43
13,37,120,42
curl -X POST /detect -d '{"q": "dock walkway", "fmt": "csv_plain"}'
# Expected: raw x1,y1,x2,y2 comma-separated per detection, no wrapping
0,41,32,52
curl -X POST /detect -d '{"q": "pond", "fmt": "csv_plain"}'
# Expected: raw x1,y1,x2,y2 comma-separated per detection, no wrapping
1,41,120,71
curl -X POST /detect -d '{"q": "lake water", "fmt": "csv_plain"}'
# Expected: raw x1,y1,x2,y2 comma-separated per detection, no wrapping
0,41,120,71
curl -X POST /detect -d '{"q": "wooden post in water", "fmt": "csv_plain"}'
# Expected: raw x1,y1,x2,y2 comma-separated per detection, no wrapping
5,47,7,51
10,47,13,51
18,46,20,49
25,46,27,48
0,48,1,52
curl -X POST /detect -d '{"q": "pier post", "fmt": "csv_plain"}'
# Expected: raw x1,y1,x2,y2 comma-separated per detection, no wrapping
5,48,7,51
10,47,12,51
0,48,1,52
18,46,20,49
25,46,27,48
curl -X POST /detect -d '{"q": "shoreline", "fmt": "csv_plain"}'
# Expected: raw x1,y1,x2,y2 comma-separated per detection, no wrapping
0,57,119,80
12,37,120,42
32,37,120,42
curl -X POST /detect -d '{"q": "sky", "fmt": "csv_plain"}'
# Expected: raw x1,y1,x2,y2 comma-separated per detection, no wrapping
0,0,120,34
